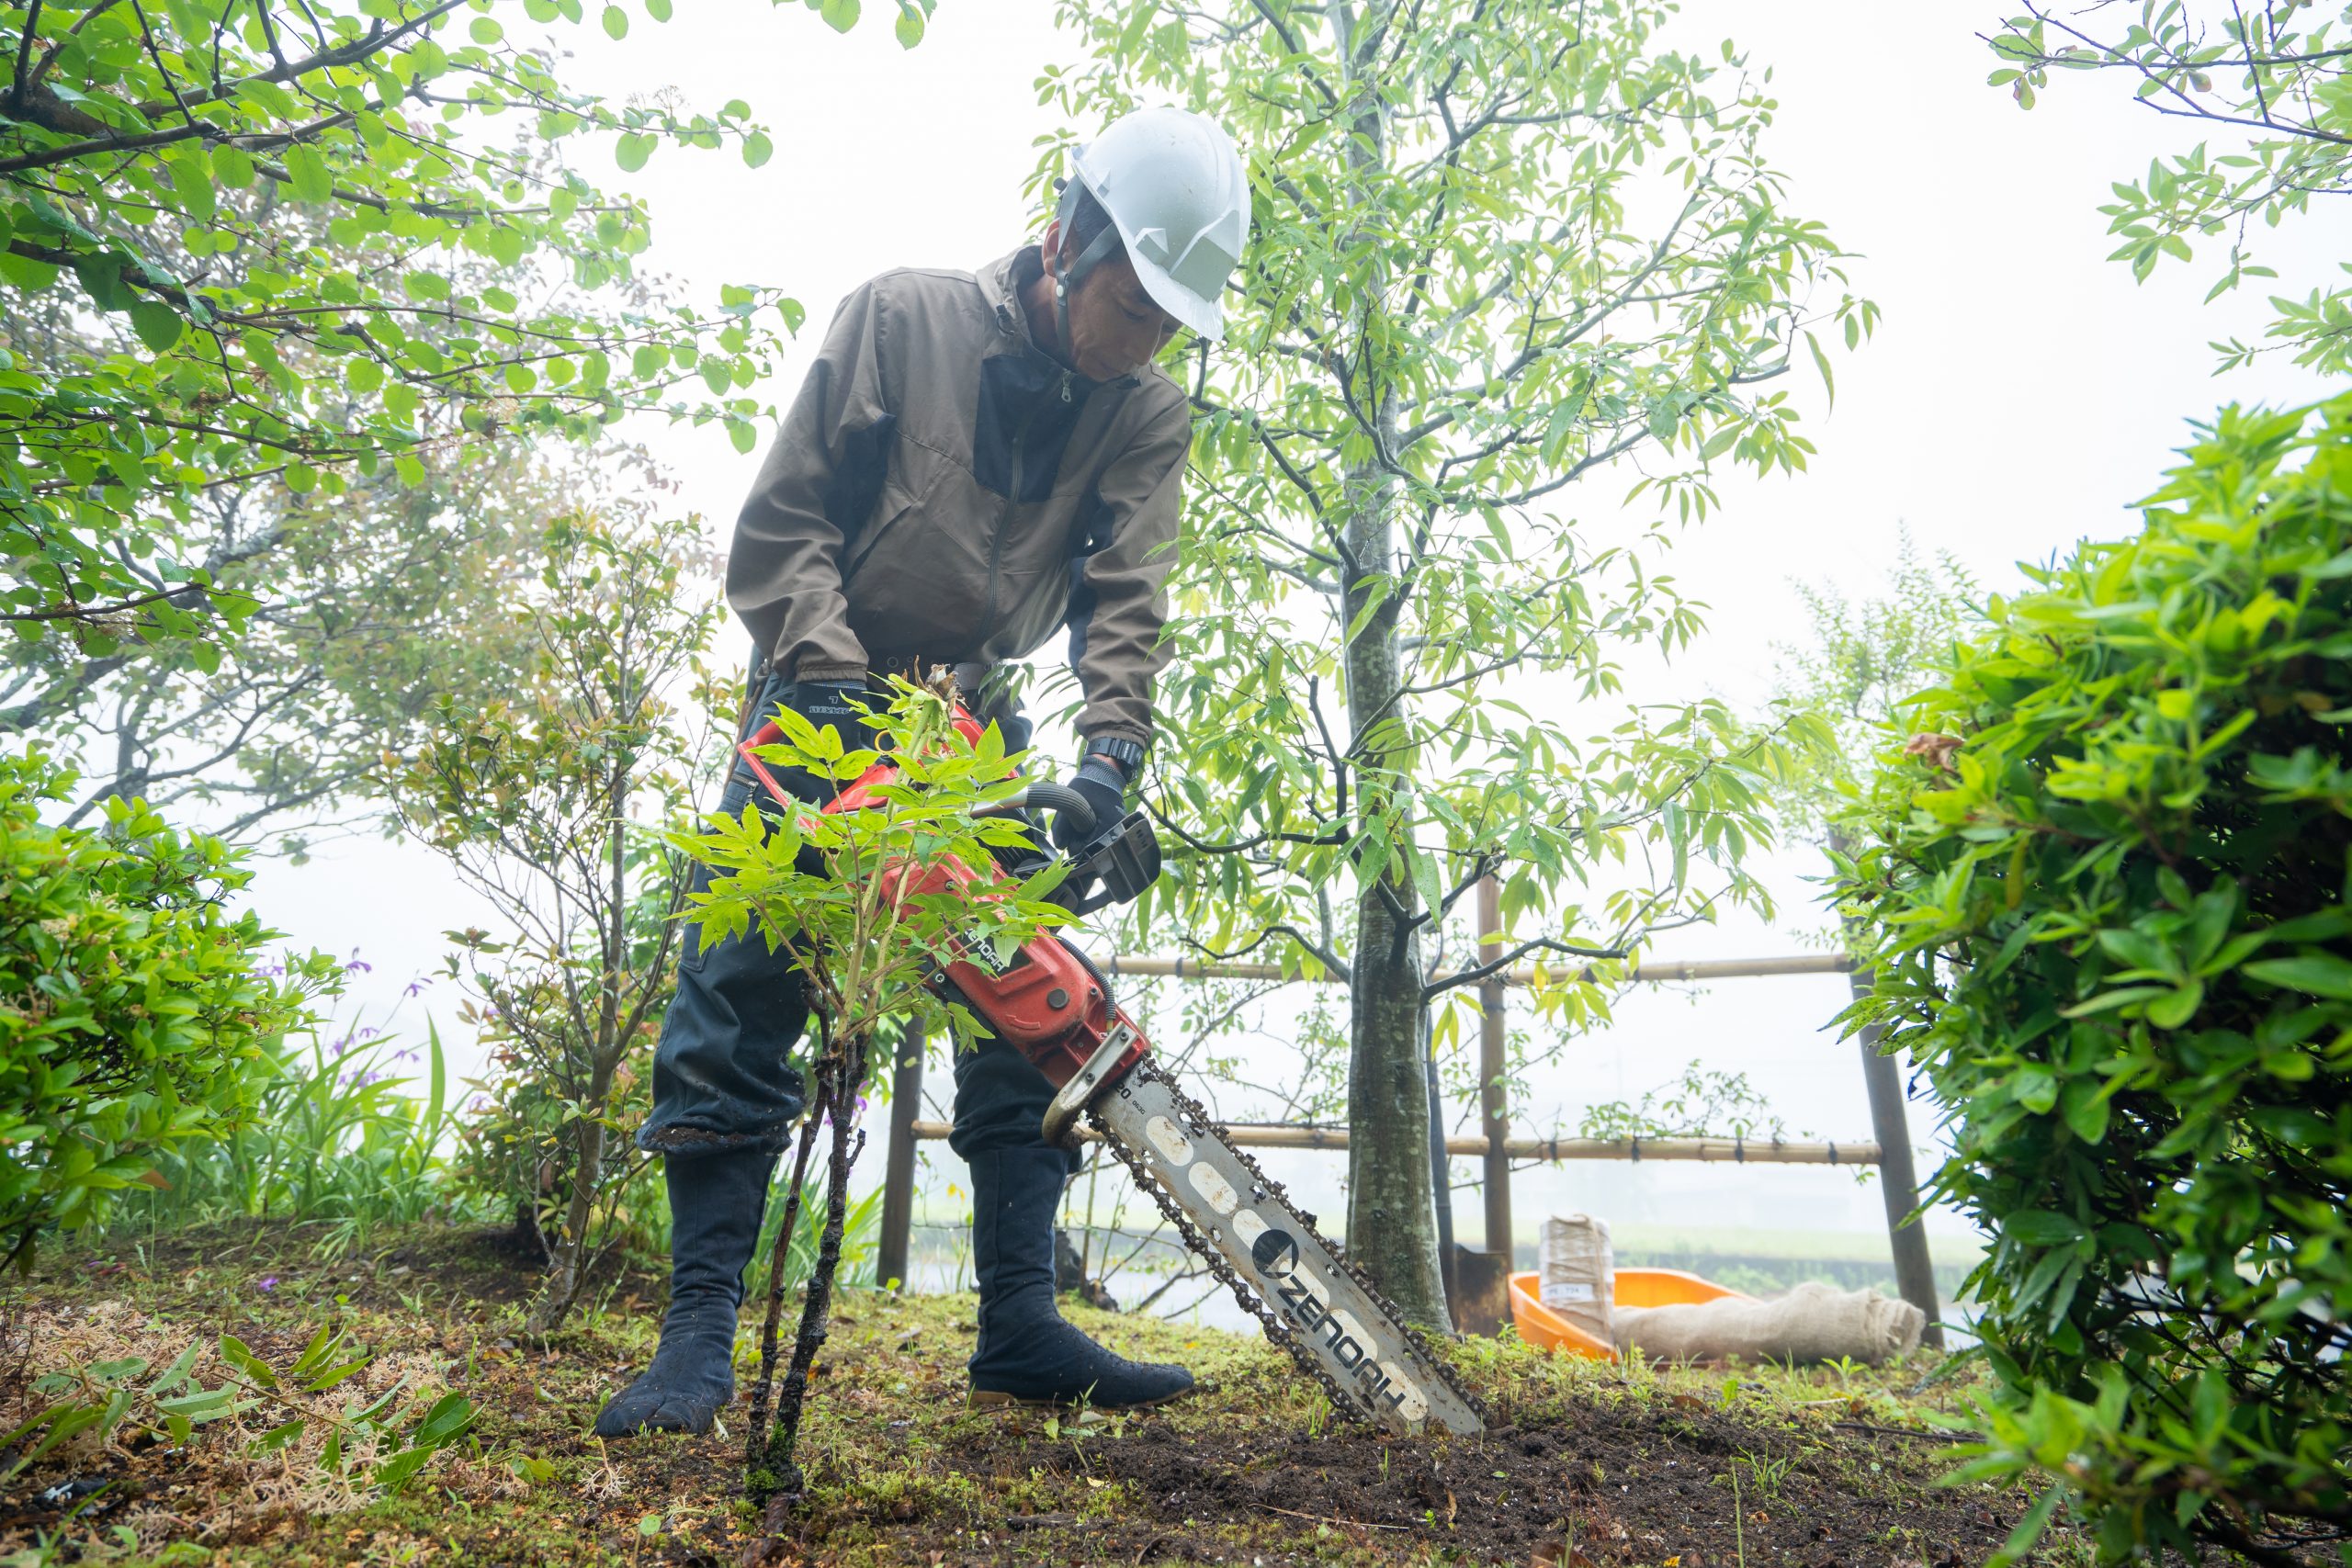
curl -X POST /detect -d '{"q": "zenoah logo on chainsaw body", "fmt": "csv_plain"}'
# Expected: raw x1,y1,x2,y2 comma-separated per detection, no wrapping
1250,1227,1411,1415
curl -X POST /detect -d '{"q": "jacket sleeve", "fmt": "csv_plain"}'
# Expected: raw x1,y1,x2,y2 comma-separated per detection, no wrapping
1069,398,1191,746
725,278,892,682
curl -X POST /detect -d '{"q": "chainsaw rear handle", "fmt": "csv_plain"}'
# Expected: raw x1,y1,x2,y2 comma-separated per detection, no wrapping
986,779,1094,838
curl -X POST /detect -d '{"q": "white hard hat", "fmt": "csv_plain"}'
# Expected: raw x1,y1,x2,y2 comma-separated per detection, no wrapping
1057,107,1250,343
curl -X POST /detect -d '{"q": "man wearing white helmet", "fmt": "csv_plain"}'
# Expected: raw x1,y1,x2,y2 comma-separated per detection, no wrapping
594,107,1250,1438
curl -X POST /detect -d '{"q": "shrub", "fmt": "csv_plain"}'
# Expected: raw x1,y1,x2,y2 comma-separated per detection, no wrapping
389,505,724,1331
1837,396,2352,1562
0,752,333,1266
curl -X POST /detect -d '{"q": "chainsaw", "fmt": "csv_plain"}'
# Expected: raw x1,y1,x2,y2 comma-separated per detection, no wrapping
737,699,1486,1438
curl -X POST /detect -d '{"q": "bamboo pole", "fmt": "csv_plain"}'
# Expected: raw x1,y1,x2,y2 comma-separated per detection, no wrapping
1098,953,1853,987
907,1120,1877,1165
874,1019,925,1292
1476,877,1512,1262
1829,830,1945,1349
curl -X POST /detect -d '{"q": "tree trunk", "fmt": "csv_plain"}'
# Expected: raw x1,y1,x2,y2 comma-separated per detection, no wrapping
525,1070,610,1334
1335,0,1446,1331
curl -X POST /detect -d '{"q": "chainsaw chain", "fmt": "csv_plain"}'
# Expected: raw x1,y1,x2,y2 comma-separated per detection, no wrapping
1090,1060,1488,1433
1086,1081,1360,1423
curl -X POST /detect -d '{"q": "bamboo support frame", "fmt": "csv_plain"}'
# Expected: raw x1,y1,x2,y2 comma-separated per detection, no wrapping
871,894,1937,1331
1097,953,1854,987
904,1119,1878,1166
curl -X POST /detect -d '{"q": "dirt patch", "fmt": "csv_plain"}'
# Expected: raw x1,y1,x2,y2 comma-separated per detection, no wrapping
932,1398,2026,1567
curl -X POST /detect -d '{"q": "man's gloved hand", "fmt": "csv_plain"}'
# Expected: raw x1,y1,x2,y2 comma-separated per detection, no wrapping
1054,752,1130,852
772,679,869,806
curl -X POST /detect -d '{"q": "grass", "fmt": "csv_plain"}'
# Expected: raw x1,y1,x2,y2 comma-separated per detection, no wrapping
0,1219,2087,1566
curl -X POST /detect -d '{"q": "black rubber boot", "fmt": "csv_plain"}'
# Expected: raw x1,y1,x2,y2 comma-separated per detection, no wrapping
967,1147,1194,1410
594,1147,776,1438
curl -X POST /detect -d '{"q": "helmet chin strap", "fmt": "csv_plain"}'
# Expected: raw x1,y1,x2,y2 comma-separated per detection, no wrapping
1053,177,1124,373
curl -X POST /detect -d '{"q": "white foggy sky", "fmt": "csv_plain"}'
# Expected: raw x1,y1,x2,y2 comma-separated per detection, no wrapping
242,1,2337,1253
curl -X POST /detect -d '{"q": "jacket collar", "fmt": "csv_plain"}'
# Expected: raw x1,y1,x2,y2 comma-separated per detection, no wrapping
982,245,1140,391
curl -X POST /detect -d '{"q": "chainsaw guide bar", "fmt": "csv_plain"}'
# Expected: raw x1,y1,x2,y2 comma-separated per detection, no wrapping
1089,1062,1487,1438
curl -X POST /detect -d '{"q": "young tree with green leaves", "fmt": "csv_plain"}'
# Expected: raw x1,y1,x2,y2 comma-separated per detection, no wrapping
0,0,922,657
1046,0,1861,1325
1987,3,2352,373
390,502,725,1333
673,682,1069,1502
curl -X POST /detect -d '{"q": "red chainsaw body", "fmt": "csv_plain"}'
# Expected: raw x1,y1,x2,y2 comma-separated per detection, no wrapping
735,705,1149,1095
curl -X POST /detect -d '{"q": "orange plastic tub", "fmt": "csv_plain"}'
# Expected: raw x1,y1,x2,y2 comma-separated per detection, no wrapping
1509,1269,1754,1359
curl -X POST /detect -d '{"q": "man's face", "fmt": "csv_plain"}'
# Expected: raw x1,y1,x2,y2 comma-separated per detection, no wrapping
1047,221,1184,381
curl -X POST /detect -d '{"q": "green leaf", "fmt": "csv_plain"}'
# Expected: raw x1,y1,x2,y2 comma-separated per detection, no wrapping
1805,329,1835,412
252,1418,306,1454
742,130,775,169
2242,953,2352,998
2005,1211,2087,1247
616,133,654,174
2060,1079,2111,1144
219,1334,277,1391
894,2,923,46
302,1355,372,1393
820,0,859,32
167,152,217,224
374,1446,434,1493
602,5,627,38
410,1391,475,1448
130,302,184,354
210,143,256,188
2143,979,2202,1029
1989,1485,2064,1568
284,143,334,205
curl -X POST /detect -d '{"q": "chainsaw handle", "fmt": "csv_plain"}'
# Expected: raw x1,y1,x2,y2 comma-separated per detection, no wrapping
1002,780,1096,840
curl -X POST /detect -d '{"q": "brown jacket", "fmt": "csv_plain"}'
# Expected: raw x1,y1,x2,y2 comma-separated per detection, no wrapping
726,247,1191,746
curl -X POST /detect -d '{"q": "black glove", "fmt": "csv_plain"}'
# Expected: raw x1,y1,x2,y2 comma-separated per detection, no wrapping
772,679,868,806
1054,753,1130,852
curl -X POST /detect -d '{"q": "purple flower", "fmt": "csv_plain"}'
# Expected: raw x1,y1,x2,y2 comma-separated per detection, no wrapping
404,976,433,998
258,1276,277,1292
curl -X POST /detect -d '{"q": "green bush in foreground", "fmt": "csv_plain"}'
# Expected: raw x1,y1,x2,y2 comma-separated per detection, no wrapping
0,751,332,1265
1838,395,2351,1562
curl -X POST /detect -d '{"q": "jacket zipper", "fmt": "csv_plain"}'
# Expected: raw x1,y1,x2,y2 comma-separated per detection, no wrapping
978,367,1068,655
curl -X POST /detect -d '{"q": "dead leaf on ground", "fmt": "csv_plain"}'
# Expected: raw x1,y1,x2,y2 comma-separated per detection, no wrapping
1531,1538,1596,1567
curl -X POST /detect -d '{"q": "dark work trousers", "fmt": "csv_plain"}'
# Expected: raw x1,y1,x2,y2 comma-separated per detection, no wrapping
635,658,1076,1176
